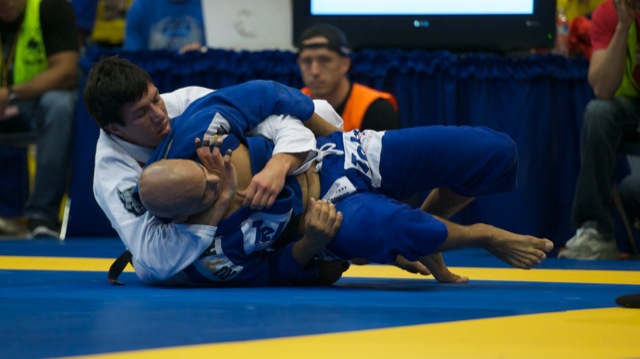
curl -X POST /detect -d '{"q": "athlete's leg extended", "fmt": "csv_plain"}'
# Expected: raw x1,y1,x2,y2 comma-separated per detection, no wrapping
375,127,509,278
326,192,554,280
429,218,554,270
414,219,553,283
417,187,553,280
369,125,519,200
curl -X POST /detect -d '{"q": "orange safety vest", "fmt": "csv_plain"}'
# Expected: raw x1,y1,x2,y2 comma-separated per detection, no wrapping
301,83,398,131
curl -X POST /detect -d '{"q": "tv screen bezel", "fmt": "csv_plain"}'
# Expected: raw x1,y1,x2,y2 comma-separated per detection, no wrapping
292,0,557,53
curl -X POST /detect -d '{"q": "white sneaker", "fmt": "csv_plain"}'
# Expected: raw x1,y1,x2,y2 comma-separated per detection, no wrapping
0,217,27,236
558,223,619,260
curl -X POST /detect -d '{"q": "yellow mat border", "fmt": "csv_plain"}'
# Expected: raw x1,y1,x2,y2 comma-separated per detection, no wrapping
63,307,640,359
2,255,640,285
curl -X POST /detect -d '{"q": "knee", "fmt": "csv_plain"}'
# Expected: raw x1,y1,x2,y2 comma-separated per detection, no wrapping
497,132,518,162
39,91,76,116
488,131,519,174
582,99,619,133
477,131,518,194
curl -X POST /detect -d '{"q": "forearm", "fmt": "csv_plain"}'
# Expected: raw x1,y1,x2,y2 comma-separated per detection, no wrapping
589,24,631,98
291,235,325,267
267,152,309,176
304,112,342,137
11,52,79,100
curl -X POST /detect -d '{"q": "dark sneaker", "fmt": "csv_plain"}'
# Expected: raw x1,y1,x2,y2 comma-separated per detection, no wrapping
27,220,60,239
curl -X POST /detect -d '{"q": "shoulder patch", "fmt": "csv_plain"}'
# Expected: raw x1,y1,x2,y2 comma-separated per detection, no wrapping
117,186,147,216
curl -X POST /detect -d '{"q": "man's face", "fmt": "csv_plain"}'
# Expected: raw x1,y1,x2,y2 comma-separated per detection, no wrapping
190,161,223,216
0,0,26,23
297,36,350,98
172,160,223,223
107,83,170,148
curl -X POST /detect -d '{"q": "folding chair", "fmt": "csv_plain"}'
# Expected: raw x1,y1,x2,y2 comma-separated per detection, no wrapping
611,143,640,257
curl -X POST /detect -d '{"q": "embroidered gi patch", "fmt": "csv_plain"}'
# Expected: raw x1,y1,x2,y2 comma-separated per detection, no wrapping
118,186,146,216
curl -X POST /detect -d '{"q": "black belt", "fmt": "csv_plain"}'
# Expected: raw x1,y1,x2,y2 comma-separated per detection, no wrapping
108,250,132,285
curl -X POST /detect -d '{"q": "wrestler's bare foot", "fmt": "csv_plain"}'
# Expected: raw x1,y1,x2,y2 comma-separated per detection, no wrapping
477,224,554,269
419,252,468,283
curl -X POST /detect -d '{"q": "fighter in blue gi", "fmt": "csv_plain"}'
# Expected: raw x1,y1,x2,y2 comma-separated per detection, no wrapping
137,79,554,286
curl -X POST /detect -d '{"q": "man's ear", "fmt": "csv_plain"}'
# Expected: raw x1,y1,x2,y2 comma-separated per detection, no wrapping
340,57,351,75
104,123,121,135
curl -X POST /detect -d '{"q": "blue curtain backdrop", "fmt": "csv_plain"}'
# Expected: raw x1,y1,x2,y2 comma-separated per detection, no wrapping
68,46,594,252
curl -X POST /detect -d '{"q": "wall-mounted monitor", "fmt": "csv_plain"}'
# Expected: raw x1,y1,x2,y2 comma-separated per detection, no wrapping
292,0,557,53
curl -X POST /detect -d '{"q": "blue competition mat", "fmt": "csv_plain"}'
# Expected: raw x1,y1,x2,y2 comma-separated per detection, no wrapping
1,238,639,359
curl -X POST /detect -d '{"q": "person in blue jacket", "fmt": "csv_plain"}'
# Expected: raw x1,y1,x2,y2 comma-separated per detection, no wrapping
123,0,205,53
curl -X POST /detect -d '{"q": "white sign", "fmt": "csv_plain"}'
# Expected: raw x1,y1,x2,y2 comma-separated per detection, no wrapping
202,0,293,51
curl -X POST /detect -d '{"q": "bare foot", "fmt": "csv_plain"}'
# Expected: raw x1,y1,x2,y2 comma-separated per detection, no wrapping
419,252,469,283
479,225,554,269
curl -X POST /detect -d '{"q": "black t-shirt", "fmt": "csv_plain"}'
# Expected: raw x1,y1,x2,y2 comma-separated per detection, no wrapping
1,0,78,74
40,0,79,56
334,83,401,131
361,98,401,131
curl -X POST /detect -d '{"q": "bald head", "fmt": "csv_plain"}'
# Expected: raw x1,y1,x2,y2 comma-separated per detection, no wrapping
139,159,206,220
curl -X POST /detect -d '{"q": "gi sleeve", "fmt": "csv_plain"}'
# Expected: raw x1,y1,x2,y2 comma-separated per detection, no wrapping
227,241,320,286
246,114,316,156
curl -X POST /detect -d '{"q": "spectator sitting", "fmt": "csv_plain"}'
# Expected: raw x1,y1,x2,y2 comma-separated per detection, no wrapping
123,0,205,54
0,0,79,238
560,0,639,260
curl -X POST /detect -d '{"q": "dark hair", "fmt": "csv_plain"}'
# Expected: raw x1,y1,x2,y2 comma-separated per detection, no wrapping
296,23,351,57
83,56,153,128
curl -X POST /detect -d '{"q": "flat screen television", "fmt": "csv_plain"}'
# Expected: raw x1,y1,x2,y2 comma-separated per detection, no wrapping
292,0,557,53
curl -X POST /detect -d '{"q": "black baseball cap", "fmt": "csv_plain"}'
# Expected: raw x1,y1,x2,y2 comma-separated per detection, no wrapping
296,23,351,57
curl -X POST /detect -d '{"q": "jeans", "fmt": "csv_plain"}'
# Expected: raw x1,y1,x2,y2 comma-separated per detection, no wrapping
0,90,76,226
571,96,640,235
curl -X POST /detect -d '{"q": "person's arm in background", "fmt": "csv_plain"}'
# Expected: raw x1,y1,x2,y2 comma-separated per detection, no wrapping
178,43,205,55
588,0,634,99
361,98,401,131
5,51,78,101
